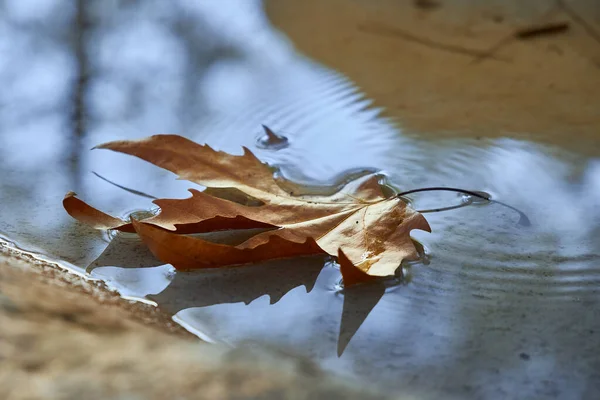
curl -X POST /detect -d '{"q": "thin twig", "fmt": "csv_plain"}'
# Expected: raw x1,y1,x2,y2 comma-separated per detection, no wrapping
397,187,531,226
92,172,158,200
515,21,570,39
357,22,510,62
471,5,560,65
417,202,471,214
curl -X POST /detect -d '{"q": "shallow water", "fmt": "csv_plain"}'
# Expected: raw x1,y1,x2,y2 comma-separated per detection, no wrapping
1,1,600,399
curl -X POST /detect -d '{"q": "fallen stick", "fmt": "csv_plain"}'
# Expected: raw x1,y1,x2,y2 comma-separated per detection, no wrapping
514,22,570,39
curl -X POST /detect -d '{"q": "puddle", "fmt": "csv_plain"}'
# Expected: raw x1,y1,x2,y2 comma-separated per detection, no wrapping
1,1,599,399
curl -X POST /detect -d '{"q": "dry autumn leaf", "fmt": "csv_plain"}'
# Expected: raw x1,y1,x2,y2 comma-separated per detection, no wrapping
64,134,431,286
130,219,324,269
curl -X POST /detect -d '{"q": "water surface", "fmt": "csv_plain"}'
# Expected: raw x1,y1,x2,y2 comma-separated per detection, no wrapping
1,1,599,399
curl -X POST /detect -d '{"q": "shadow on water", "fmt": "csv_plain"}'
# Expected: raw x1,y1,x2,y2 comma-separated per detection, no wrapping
1,0,600,398
86,231,386,357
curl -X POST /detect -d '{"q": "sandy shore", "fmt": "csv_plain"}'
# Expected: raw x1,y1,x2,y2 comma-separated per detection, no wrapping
0,247,400,400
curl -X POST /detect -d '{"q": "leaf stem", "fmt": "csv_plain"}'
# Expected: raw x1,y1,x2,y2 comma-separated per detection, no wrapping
92,172,158,200
397,187,531,226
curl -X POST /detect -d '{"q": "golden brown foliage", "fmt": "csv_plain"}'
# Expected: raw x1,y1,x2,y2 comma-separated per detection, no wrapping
64,135,430,286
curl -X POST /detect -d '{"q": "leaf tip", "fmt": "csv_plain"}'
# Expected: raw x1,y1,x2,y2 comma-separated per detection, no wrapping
241,146,253,156
64,191,77,200
93,140,122,151
420,215,432,233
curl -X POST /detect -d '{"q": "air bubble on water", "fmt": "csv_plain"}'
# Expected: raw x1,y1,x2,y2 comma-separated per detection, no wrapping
256,125,289,150
460,190,492,206
376,171,390,185
123,208,159,221
105,229,118,240
149,205,161,215
106,208,160,239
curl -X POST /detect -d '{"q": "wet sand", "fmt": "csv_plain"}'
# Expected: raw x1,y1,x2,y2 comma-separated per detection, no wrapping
0,247,398,400
266,0,600,155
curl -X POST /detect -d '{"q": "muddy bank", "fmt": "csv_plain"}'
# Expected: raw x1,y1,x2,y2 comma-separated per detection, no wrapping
0,248,408,400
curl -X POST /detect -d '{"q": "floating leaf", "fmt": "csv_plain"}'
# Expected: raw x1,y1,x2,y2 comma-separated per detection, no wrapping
64,135,430,284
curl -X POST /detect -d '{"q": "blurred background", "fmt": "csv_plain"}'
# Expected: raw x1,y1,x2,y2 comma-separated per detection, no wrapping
1,0,600,399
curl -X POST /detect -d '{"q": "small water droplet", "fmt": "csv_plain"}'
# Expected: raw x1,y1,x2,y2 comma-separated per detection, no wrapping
256,125,289,150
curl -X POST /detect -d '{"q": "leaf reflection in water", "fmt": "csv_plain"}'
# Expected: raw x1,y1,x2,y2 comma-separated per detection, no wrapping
87,231,391,354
